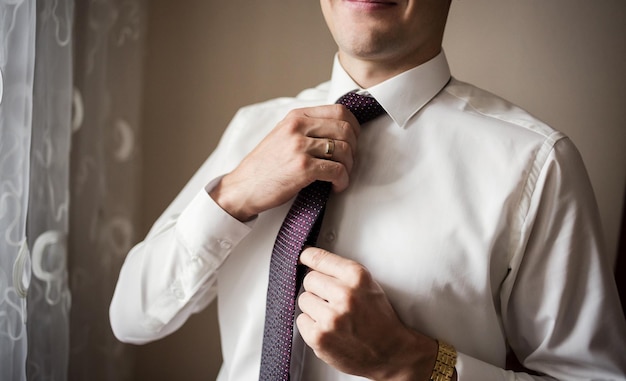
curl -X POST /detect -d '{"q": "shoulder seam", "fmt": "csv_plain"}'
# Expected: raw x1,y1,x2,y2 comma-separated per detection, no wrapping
443,81,554,139
507,130,568,267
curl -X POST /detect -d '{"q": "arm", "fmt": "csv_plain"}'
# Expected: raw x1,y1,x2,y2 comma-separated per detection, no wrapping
109,175,252,344
497,137,626,380
295,138,626,380
110,103,361,343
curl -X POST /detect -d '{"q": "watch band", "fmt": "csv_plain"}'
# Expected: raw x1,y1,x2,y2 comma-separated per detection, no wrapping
430,340,457,381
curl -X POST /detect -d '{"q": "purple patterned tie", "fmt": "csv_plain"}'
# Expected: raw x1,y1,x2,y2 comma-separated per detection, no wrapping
259,92,385,380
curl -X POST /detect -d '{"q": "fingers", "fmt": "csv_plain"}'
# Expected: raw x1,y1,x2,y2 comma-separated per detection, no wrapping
298,289,333,323
299,247,374,309
300,103,361,139
297,135,353,173
297,247,406,378
323,138,335,159
300,247,367,284
311,138,354,175
214,104,361,220
286,104,360,155
297,267,349,337
279,105,361,192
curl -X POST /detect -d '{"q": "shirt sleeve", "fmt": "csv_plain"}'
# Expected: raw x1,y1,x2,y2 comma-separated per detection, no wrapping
109,109,256,345
458,136,626,380
109,184,252,344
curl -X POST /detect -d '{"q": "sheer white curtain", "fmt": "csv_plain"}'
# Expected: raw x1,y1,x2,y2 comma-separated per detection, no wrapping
26,1,73,380
0,1,36,379
0,0,145,379
69,0,145,379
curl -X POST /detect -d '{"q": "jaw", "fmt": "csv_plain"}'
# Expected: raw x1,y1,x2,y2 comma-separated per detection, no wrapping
322,0,449,87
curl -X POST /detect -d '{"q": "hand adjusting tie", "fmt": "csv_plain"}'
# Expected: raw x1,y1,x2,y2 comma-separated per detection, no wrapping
259,91,385,381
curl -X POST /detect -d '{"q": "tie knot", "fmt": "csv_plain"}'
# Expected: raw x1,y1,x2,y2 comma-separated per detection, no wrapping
335,91,385,124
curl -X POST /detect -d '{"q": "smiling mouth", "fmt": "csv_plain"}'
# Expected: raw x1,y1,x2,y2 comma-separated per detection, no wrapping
345,0,399,7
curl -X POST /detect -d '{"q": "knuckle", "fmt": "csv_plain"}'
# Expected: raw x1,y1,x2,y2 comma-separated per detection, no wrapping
332,103,346,116
295,312,306,327
281,116,303,134
297,291,312,310
286,108,303,119
308,247,328,268
301,271,317,291
335,139,347,154
331,168,350,193
334,288,356,311
347,263,371,287
339,120,352,136
325,309,353,339
309,327,330,349
293,156,316,184
294,154,310,170
335,140,354,160
291,135,308,152
320,161,343,178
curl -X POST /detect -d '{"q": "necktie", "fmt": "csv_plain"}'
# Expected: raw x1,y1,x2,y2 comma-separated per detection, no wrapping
259,92,385,380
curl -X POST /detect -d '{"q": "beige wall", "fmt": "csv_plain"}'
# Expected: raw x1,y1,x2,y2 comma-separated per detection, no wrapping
444,0,626,265
137,2,335,380
136,1,626,379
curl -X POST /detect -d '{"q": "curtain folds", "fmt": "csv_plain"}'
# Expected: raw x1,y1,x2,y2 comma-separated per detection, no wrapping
0,1,37,380
26,1,73,380
0,0,145,379
69,0,145,379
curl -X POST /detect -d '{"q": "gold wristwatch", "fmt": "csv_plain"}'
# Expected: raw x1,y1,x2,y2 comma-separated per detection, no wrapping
430,340,457,381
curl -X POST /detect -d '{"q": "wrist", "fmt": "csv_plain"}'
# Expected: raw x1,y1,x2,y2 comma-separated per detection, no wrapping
429,340,457,381
374,334,457,381
374,331,438,381
208,175,257,222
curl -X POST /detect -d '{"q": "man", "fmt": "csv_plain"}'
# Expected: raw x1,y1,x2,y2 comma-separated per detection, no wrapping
110,0,626,380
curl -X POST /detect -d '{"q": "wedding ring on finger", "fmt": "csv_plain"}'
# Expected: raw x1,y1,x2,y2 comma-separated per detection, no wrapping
324,138,336,159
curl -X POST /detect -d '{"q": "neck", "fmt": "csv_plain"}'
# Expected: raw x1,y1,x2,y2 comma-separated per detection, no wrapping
338,45,442,89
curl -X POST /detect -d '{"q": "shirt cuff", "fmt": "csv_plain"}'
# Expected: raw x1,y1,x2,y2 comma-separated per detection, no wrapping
456,352,508,381
145,184,253,328
176,185,253,260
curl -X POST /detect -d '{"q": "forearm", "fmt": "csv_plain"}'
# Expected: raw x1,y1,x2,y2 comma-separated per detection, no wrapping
109,228,218,344
110,189,251,343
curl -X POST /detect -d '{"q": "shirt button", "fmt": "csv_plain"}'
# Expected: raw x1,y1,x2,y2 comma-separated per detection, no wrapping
144,318,162,332
218,239,232,250
172,286,185,300
190,255,202,267
325,231,336,242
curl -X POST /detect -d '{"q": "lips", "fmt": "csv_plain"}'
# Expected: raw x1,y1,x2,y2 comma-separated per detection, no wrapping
344,0,398,10
346,0,398,4
347,0,397,3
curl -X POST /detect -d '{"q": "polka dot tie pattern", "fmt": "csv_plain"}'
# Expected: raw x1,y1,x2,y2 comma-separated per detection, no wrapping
259,92,385,380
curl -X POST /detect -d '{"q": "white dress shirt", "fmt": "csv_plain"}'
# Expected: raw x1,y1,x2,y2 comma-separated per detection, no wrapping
110,52,626,380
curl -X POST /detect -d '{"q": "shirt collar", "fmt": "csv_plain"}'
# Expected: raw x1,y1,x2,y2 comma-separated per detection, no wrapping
327,51,451,129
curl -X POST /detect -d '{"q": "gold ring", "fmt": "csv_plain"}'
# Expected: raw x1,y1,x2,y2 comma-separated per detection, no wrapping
324,139,335,159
